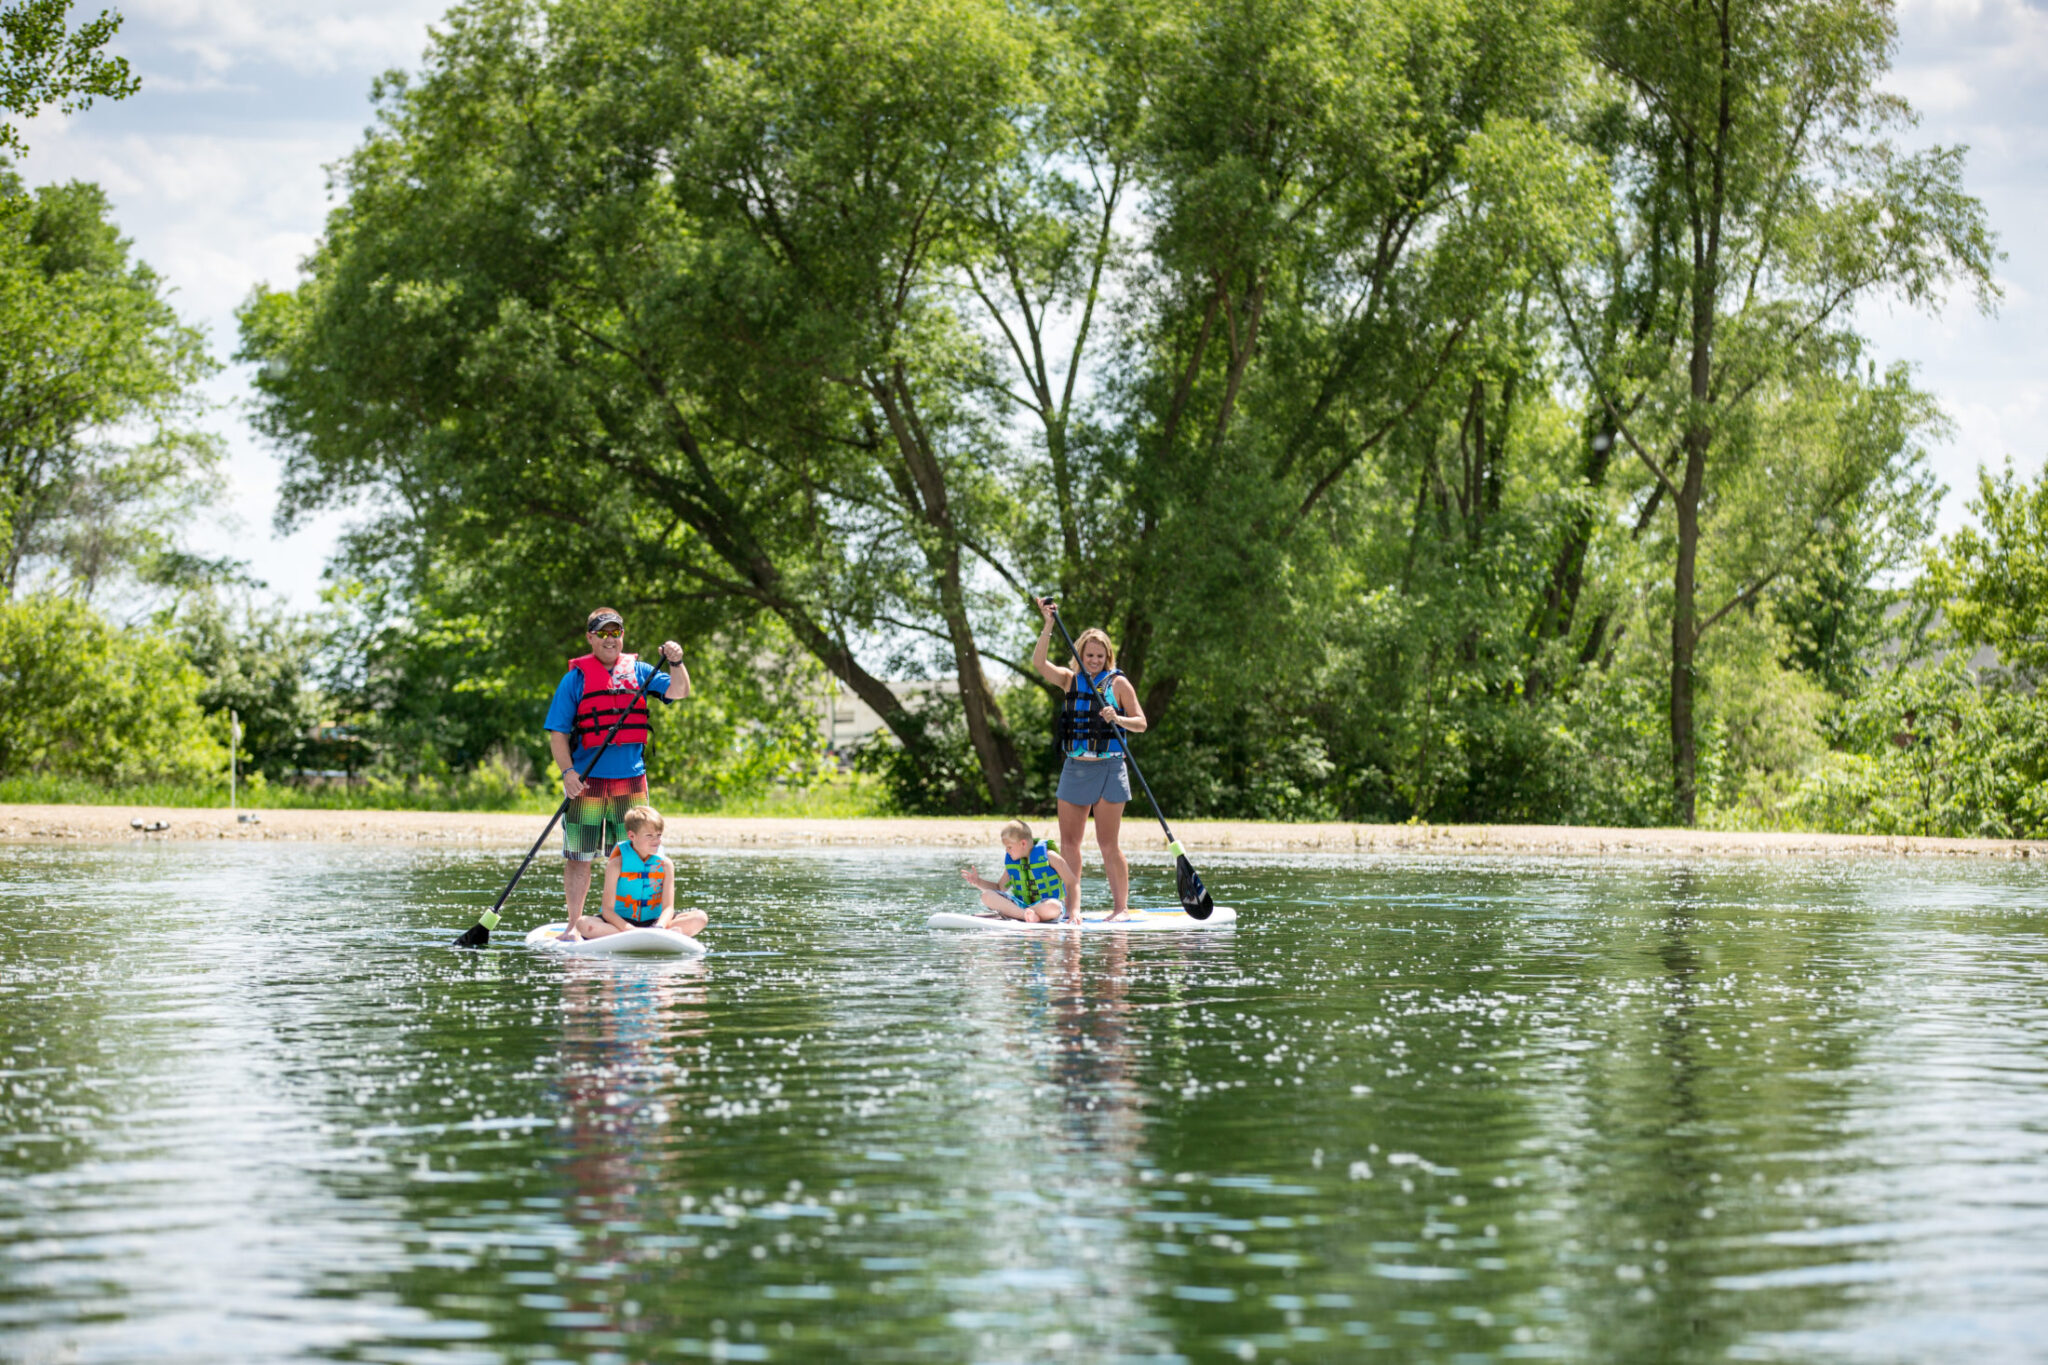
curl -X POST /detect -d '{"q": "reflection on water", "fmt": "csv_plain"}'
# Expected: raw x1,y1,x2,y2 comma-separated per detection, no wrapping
2,843,2048,1362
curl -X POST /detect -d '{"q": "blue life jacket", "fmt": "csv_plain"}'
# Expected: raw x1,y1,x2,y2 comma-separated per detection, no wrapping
1058,667,1126,758
1004,840,1064,905
614,842,668,925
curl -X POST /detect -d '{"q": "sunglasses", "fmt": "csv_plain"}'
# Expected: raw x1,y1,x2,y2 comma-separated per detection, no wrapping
590,627,624,639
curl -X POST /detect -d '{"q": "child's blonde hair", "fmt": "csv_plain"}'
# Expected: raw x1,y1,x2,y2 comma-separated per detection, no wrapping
999,818,1034,845
623,805,665,834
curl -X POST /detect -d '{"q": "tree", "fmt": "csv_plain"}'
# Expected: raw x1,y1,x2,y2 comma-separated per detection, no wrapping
241,0,1118,810
1922,459,2048,681
1087,0,1597,725
1553,0,1997,824
0,176,221,604
169,588,327,779
0,594,224,781
0,0,134,155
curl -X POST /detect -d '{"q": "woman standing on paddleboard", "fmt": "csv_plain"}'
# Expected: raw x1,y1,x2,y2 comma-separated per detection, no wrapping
1032,596,1147,922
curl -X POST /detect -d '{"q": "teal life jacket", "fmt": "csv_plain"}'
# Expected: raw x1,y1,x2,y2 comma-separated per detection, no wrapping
614,841,668,925
1004,840,1064,905
1058,667,1126,758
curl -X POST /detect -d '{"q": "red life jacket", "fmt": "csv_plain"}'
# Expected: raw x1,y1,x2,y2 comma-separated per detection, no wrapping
569,652,651,748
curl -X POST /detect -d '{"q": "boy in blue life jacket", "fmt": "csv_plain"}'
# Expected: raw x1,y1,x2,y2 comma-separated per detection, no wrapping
960,819,1074,922
569,805,708,941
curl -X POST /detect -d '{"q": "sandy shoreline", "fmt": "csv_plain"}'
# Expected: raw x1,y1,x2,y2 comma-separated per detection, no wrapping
2,802,2043,858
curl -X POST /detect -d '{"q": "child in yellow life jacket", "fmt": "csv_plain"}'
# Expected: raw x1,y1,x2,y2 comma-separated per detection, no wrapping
960,819,1075,923
567,805,708,941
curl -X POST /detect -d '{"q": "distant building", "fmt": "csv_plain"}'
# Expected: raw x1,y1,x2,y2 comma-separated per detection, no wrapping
1880,602,2003,675
817,676,960,756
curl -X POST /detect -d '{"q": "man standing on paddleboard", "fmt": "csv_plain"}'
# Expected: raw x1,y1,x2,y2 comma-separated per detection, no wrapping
544,608,690,937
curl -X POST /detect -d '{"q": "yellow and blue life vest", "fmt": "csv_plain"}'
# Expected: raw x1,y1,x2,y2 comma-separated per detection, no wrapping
1004,840,1064,906
1057,667,1126,758
614,842,668,925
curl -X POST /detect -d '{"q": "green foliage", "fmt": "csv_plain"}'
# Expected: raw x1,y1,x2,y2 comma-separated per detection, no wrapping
851,699,992,816
1750,458,2048,840
0,0,136,155
218,0,1996,831
1553,0,1996,821
168,590,327,778
0,594,224,782
1922,459,2048,679
1780,660,2048,839
642,647,834,808
0,176,221,604
310,577,836,808
1696,610,1834,827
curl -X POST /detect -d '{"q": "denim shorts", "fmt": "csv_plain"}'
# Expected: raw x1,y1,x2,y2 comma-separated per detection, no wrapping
1055,754,1130,807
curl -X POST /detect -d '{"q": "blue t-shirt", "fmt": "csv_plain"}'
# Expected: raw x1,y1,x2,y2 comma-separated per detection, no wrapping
544,660,676,779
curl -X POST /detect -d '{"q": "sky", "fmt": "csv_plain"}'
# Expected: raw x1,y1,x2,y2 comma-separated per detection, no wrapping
19,0,2048,610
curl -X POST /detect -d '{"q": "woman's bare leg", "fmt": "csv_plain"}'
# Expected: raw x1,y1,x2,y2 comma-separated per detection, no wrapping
1057,798,1088,919
1094,800,1130,918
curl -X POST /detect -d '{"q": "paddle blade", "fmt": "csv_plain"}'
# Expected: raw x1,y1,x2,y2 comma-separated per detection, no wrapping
452,922,492,949
1175,852,1215,920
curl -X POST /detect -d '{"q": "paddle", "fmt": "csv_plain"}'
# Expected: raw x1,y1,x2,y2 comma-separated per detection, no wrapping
451,650,678,949
1039,599,1216,920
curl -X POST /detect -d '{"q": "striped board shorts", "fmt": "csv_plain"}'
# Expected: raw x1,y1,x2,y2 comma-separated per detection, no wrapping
562,775,648,861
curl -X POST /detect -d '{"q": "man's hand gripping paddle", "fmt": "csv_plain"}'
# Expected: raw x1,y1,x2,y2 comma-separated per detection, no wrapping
1041,598,1215,920
452,651,677,948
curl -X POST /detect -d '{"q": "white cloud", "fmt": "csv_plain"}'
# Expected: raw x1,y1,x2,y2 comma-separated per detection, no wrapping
120,0,449,76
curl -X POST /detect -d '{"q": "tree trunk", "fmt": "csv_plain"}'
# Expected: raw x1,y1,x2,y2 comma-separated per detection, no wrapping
614,408,959,797
873,370,1019,808
1671,430,1706,826
1669,3,1733,828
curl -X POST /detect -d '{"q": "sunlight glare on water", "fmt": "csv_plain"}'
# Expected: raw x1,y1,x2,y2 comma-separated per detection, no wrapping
3,842,2047,1362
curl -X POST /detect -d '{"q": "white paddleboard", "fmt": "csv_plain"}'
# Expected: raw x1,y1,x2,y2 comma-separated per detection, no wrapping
927,906,1237,933
525,922,706,957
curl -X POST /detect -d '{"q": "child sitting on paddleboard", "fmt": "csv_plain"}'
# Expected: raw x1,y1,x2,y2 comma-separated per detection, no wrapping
567,806,707,941
960,819,1073,923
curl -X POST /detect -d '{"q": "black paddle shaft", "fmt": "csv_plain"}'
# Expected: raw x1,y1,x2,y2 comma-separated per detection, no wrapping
1041,601,1214,918
452,651,677,948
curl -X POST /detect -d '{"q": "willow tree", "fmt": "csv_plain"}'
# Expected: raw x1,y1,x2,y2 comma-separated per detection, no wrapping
243,0,1093,809
1555,0,1995,824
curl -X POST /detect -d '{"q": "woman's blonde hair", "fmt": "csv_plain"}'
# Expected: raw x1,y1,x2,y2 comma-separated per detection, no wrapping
1072,627,1116,671
623,805,665,833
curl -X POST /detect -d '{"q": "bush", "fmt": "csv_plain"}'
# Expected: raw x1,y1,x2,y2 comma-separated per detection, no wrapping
0,595,225,783
1778,658,2048,838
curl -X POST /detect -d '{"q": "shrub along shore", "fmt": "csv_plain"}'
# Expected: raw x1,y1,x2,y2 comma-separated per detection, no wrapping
3,804,2043,859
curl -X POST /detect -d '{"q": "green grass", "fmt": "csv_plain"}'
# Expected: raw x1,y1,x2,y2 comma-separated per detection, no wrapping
0,772,895,818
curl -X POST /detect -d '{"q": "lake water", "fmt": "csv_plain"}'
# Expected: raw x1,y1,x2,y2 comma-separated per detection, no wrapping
2,842,2046,1363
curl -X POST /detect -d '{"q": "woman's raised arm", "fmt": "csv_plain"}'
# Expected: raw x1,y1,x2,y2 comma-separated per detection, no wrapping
1031,597,1072,689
